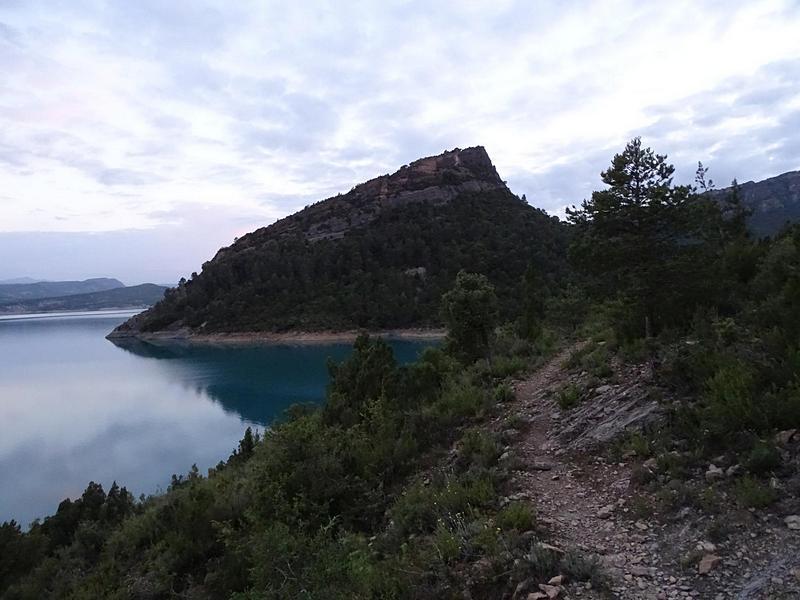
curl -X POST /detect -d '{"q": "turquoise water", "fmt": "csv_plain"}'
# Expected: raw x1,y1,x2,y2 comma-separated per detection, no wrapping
0,311,432,526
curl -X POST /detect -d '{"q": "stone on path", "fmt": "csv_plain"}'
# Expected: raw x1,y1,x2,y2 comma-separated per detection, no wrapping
705,464,724,482
596,503,615,519
537,583,561,598
698,554,722,575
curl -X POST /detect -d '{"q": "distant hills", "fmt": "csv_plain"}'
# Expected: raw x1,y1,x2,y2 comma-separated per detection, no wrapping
0,278,124,303
716,170,800,238
0,277,46,285
0,279,167,315
111,146,569,338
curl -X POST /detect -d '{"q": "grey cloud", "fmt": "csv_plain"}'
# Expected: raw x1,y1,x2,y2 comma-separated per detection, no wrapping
0,126,164,186
0,20,20,44
235,91,340,155
631,59,800,189
506,144,617,214
96,168,156,186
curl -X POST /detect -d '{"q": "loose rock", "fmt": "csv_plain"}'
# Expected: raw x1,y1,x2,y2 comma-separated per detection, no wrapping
775,429,797,445
537,583,561,599
698,554,722,575
705,464,724,482
597,503,615,519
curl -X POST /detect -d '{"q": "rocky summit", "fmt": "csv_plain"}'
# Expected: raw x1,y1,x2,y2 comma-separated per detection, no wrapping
262,146,508,244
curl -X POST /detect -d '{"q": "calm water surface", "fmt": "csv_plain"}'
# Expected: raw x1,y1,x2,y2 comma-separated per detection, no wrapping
0,311,431,525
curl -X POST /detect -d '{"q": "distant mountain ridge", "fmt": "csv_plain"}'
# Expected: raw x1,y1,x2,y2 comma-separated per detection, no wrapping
715,169,800,237
111,146,569,338
0,284,167,314
0,278,124,303
0,277,46,285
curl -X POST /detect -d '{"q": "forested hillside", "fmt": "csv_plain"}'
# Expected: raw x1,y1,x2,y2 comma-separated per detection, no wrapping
110,147,569,337
713,169,800,237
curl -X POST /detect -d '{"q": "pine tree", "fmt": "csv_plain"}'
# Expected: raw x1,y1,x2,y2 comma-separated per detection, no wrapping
440,271,498,362
568,138,722,338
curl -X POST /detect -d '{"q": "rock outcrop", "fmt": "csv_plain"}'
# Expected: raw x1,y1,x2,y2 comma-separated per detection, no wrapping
714,169,800,237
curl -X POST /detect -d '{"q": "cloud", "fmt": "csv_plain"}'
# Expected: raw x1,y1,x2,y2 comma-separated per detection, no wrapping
1,0,799,281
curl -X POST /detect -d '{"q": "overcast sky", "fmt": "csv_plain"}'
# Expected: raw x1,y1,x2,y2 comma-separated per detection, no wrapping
2,0,799,284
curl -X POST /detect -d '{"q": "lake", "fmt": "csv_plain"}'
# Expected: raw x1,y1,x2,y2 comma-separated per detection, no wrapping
0,311,433,526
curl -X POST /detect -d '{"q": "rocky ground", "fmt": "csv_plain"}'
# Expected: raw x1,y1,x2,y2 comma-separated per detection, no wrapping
492,346,800,600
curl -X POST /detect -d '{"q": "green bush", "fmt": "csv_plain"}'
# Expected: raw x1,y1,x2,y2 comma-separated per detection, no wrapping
564,342,613,378
564,344,592,370
522,543,560,581
745,442,782,474
390,472,495,537
733,476,778,508
493,383,515,403
560,550,609,590
496,502,536,532
557,384,582,410
704,364,760,436
620,431,651,457
435,376,487,420
460,430,501,468
490,355,528,379
432,521,461,563
655,451,692,481
583,345,613,378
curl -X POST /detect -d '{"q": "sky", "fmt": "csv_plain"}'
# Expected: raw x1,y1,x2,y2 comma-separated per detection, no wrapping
1,0,799,284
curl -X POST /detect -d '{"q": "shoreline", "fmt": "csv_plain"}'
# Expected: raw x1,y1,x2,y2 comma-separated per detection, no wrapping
107,328,446,345
0,307,145,321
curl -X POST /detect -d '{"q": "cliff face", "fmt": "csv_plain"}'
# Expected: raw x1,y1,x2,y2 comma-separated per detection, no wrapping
715,170,800,237
110,146,569,337
232,146,507,246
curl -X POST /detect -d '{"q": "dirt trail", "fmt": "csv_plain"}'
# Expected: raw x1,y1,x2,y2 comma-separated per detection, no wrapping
502,346,800,600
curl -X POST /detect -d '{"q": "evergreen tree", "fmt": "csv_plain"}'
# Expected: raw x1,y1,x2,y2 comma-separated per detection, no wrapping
440,271,498,362
519,262,545,340
567,138,721,338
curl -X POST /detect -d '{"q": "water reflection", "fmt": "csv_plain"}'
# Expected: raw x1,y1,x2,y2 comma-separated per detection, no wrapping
0,312,433,525
109,338,352,425
109,338,431,425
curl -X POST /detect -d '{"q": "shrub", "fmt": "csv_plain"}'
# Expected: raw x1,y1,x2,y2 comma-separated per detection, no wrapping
619,337,652,363
504,413,527,431
733,476,778,508
390,473,495,537
745,442,782,475
629,466,655,488
621,431,651,457
704,364,761,436
460,430,501,468
493,383,515,403
583,345,613,378
432,521,461,563
520,545,608,591
496,502,536,532
490,355,528,379
560,550,609,590
522,543,560,581
557,384,581,410
564,344,592,370
435,376,487,421
629,494,653,517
